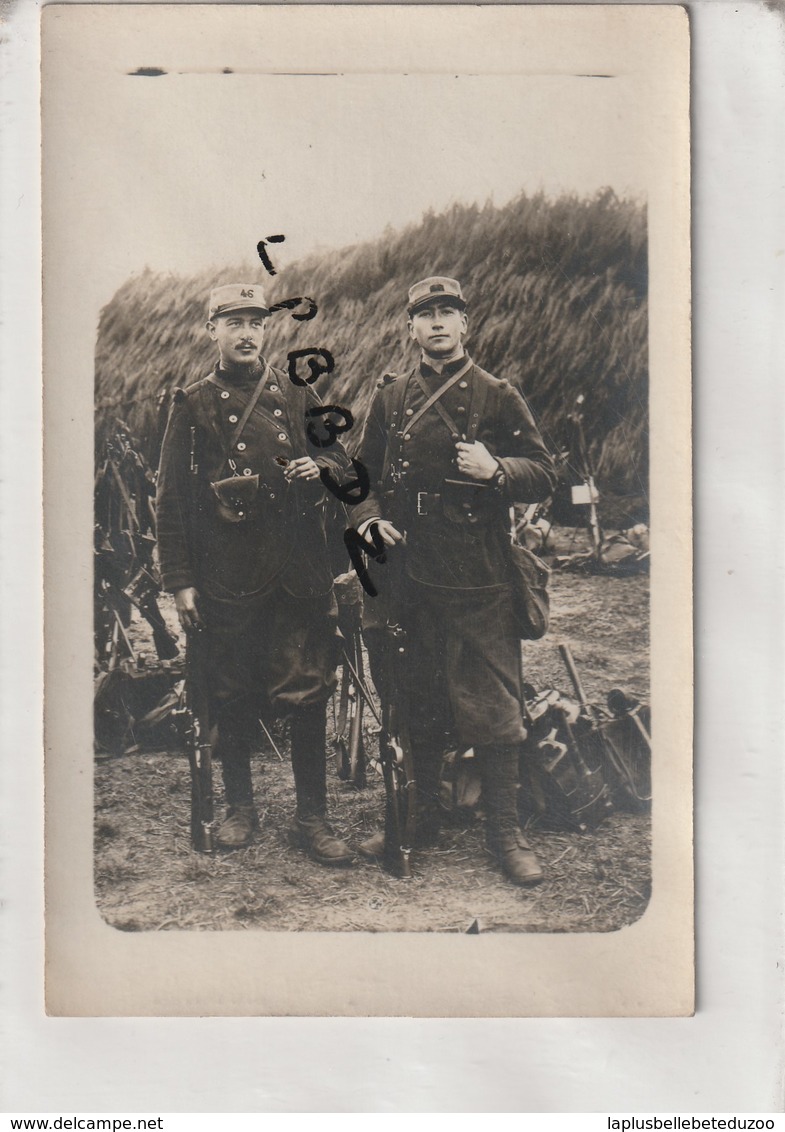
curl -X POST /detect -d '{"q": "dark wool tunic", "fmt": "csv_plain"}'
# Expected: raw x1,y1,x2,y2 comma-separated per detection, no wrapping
157,359,349,600
352,356,556,589
352,354,556,746
156,358,349,712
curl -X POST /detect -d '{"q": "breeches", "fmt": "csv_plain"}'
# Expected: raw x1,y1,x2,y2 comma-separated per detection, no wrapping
201,587,340,725
367,581,526,750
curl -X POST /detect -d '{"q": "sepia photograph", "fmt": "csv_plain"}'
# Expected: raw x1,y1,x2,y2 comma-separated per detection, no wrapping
43,3,692,1016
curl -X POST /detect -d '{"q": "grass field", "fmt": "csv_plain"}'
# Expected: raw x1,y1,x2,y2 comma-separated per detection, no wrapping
95,189,648,508
94,541,650,935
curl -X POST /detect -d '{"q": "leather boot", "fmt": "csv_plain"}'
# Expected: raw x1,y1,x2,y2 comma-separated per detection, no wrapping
414,749,443,848
215,804,259,850
488,828,544,886
289,704,354,866
214,710,257,849
478,743,544,887
358,744,442,863
290,814,354,866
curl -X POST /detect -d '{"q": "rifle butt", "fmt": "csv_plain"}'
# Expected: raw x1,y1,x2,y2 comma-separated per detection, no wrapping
189,741,215,852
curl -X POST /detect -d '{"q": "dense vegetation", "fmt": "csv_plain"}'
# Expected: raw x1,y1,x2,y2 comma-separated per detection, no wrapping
95,189,648,507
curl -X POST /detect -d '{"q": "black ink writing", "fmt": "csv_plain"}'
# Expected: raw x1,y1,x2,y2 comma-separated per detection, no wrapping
288,347,335,387
257,233,383,595
344,523,387,597
305,404,354,448
256,234,286,276
268,296,318,322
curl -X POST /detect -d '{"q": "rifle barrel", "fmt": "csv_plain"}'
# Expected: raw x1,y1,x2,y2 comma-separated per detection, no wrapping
558,643,590,709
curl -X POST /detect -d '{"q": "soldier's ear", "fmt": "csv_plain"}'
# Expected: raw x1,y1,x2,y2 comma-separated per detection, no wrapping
206,320,218,340
460,310,469,334
407,318,416,342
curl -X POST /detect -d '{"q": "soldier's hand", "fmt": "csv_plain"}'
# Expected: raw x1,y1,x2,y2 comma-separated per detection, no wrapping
174,586,205,633
284,456,321,482
372,519,404,547
455,440,499,481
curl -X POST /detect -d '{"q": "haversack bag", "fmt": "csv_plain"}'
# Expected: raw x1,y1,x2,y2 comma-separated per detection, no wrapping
508,540,550,640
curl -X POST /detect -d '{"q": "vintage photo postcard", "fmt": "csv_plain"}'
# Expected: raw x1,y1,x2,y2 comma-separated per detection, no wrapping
43,3,692,1016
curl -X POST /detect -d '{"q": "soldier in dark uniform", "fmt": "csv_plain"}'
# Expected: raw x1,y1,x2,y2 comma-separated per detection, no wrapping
353,277,557,885
156,283,353,864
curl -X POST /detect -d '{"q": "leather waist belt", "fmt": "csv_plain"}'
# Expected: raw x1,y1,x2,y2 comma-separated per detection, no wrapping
414,491,441,517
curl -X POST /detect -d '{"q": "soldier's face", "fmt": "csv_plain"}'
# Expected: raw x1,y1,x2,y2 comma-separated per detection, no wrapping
408,302,468,360
207,310,266,367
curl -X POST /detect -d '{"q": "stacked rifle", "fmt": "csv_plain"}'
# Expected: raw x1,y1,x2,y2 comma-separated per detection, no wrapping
94,421,181,754
522,393,649,575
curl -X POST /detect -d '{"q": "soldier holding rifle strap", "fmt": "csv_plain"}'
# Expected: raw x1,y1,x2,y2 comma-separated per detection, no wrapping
352,276,557,885
157,283,353,864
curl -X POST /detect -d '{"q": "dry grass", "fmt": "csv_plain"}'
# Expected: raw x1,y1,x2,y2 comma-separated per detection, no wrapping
95,189,648,504
94,564,651,934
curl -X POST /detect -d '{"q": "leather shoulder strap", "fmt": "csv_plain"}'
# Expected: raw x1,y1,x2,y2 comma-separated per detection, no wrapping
409,357,473,439
465,370,489,443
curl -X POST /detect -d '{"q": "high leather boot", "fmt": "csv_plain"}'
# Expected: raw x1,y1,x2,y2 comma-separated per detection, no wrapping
477,743,544,886
213,710,259,850
357,743,442,865
289,703,354,866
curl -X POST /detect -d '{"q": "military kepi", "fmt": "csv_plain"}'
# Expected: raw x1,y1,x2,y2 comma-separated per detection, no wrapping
208,283,269,321
407,276,466,316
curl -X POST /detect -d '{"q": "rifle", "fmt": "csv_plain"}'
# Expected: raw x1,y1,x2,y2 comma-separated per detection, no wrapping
565,395,603,561
122,561,180,661
180,627,215,852
333,572,371,788
379,547,417,878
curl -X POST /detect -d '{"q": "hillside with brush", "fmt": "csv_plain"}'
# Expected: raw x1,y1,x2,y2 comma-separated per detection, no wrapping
95,189,648,511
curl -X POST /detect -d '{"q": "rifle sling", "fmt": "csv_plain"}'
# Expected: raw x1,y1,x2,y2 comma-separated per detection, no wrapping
407,357,473,437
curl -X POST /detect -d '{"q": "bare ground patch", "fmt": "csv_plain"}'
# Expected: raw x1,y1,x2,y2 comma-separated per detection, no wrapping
95,561,651,934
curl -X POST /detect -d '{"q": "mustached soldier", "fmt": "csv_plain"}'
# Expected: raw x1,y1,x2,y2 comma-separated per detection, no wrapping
156,284,353,864
353,277,557,884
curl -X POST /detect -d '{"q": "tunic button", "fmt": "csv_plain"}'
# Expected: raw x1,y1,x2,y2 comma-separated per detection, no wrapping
242,468,253,476
220,390,230,400
459,381,468,389
404,434,411,441
269,384,279,392
228,414,238,423
273,409,282,417
270,492,276,499
402,461,410,469
278,432,287,441
457,406,466,414
405,408,414,417
236,442,247,451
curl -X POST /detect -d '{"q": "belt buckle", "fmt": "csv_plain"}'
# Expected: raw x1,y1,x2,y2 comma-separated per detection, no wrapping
416,491,428,516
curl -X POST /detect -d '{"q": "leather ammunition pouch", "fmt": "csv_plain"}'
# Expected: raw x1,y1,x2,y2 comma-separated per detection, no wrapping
440,478,497,526
210,473,260,523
